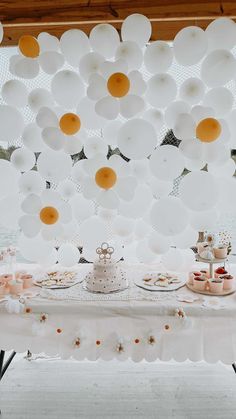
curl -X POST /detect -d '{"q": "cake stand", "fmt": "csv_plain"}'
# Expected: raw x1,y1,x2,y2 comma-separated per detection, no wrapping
196,254,227,278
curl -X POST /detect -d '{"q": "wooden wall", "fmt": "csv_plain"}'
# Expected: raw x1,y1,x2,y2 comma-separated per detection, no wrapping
1,1,236,45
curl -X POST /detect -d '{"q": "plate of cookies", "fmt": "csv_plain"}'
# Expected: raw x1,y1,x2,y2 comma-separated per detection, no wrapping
34,270,84,289
135,272,186,291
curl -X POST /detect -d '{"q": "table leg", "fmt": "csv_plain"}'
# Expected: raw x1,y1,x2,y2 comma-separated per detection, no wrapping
0,350,16,381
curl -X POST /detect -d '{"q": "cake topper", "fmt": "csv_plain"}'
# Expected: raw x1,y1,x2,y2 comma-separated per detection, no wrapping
96,242,114,261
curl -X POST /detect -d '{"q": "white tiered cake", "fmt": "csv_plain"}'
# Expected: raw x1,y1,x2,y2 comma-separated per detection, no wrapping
85,243,128,293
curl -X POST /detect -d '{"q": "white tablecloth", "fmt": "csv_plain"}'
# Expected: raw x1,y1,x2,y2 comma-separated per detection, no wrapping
1,263,236,364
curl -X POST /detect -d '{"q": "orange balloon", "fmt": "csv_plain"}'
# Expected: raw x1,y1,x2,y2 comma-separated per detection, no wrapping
40,206,59,225
196,118,221,143
59,113,81,135
107,72,130,98
95,167,117,189
18,35,40,58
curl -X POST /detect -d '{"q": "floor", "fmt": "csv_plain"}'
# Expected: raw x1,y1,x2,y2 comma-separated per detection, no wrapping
1,355,236,419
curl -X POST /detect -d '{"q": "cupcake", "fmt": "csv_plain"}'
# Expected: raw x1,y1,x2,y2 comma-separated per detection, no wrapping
215,266,228,278
193,276,207,291
209,278,223,294
199,269,210,279
8,278,23,295
20,274,33,289
220,274,234,291
0,274,13,284
188,271,202,285
213,246,228,259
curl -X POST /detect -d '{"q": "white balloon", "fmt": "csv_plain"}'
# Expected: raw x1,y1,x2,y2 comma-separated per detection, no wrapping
173,113,196,140
79,52,105,82
0,105,24,142
42,127,64,151
165,101,191,128
184,157,206,172
150,197,189,236
150,145,185,181
208,158,235,178
191,105,215,123
61,134,84,157
179,139,203,160
116,41,143,70
60,29,90,66
148,231,171,255
21,193,41,214
142,109,164,131
51,70,85,108
37,149,72,183
71,160,85,185
118,118,156,159
190,209,219,231
39,51,64,74
180,171,219,211
84,136,108,158
70,194,95,222
206,17,236,51
144,41,173,73
10,147,35,172
120,95,144,119
149,177,173,199
181,249,196,272
112,216,134,237
201,49,236,87
203,142,230,165
19,215,41,238
11,56,39,79
216,177,236,211
121,14,152,47
22,123,45,153
136,239,157,264
172,226,198,249
36,106,58,129
37,32,60,52
129,70,146,96
19,234,54,263
90,24,119,58
119,184,153,219
77,97,106,129
57,180,76,200
79,216,108,249
173,26,207,65
0,194,22,230
146,74,177,108
2,80,28,107
19,171,45,195
130,159,150,183
0,160,20,198
28,88,54,113
179,78,205,105
102,120,122,147
134,219,151,239
203,87,233,117
57,243,80,267
162,248,184,271
95,96,119,120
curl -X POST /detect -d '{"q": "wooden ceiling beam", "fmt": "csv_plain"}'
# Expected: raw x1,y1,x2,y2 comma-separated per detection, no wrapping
1,1,236,45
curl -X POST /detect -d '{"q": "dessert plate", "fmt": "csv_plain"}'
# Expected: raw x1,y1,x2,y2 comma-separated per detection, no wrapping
186,282,236,296
34,270,84,289
135,272,186,292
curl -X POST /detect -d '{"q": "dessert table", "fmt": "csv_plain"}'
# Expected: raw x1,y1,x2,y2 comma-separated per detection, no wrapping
1,262,236,368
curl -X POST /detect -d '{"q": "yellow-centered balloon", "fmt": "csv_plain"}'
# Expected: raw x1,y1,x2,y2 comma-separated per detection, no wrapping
40,206,59,225
18,35,40,58
107,72,130,97
95,167,117,189
59,113,81,135
196,118,221,142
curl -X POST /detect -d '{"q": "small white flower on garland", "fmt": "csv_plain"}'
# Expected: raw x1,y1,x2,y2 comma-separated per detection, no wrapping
74,337,81,348
175,307,186,319
116,339,125,353
39,313,48,323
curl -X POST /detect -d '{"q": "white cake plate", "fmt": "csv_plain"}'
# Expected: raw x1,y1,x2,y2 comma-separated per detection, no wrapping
134,277,186,292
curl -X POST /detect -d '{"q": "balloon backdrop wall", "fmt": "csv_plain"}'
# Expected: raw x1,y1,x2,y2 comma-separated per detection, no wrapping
0,15,235,267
